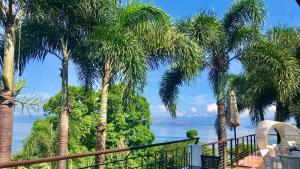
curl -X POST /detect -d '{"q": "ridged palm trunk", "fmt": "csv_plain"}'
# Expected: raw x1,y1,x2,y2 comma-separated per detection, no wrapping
0,23,16,166
96,61,111,169
217,102,227,169
57,42,69,169
217,72,227,169
217,103,227,141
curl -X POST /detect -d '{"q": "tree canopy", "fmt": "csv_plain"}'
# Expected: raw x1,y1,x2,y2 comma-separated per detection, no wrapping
15,85,154,167
230,27,300,126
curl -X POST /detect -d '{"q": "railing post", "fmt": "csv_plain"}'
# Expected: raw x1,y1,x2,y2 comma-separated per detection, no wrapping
230,139,233,166
188,144,202,167
254,135,256,151
246,136,249,155
242,137,245,158
236,138,239,166
250,135,253,154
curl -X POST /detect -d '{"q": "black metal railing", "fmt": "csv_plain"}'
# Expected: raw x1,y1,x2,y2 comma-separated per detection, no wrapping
0,134,260,169
0,138,198,169
202,134,256,169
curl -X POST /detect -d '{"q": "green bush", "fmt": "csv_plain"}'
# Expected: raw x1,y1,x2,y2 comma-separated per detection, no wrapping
186,129,198,139
14,85,154,168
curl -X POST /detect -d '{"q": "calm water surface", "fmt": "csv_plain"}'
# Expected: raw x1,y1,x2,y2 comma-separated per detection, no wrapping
12,115,256,153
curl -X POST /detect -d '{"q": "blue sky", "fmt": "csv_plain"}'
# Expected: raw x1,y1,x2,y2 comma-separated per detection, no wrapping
19,0,300,120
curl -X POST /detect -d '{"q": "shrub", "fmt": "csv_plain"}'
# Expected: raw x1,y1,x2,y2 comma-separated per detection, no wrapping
186,129,198,139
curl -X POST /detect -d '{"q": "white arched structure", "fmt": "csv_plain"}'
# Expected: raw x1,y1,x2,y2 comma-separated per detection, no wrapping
255,120,300,149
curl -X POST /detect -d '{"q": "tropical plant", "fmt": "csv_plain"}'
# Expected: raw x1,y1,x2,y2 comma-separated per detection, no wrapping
19,1,116,168
230,27,300,126
160,1,266,166
15,85,154,168
160,0,266,141
186,129,198,139
0,0,35,163
73,1,202,167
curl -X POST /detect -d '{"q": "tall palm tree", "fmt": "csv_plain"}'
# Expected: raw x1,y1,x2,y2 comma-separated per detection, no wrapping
159,1,266,167
0,0,32,164
20,1,114,168
74,1,202,168
160,0,265,141
230,27,300,125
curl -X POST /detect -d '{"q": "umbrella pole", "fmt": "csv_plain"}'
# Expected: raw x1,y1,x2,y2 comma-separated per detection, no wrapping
234,126,237,146
234,126,238,165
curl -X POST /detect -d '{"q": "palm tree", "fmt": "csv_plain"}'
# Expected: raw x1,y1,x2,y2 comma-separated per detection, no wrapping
0,0,31,164
160,0,265,141
230,27,300,125
74,1,202,168
159,1,266,167
20,1,115,168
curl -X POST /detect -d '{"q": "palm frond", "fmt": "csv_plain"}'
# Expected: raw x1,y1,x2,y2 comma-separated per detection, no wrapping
73,47,101,89
228,25,262,52
129,20,204,70
159,68,185,117
16,17,50,74
228,73,276,124
223,0,266,39
268,26,300,52
189,11,222,49
159,43,203,116
119,0,170,29
112,33,147,97
176,17,193,34
275,102,290,122
80,20,148,100
241,41,300,101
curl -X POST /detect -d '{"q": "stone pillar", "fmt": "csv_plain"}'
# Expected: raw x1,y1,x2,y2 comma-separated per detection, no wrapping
188,144,202,167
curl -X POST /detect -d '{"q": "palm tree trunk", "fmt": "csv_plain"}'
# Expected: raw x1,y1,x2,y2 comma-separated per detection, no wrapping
217,102,227,169
0,23,16,166
218,103,227,140
96,61,111,169
216,71,227,169
57,43,69,169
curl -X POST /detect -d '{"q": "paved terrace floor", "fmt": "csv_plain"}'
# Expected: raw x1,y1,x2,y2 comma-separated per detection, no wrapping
228,155,265,169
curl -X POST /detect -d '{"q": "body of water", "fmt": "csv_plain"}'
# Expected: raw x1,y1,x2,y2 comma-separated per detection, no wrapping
12,115,256,153
151,116,255,143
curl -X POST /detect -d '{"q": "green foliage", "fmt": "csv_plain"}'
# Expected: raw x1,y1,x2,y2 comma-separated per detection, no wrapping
186,129,198,139
15,85,154,167
230,26,300,124
160,0,266,116
74,1,203,103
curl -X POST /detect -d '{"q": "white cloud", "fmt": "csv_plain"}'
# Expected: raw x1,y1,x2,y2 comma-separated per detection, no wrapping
238,105,276,119
176,109,199,117
157,104,167,113
239,109,250,118
190,106,197,113
150,104,168,117
207,103,217,114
